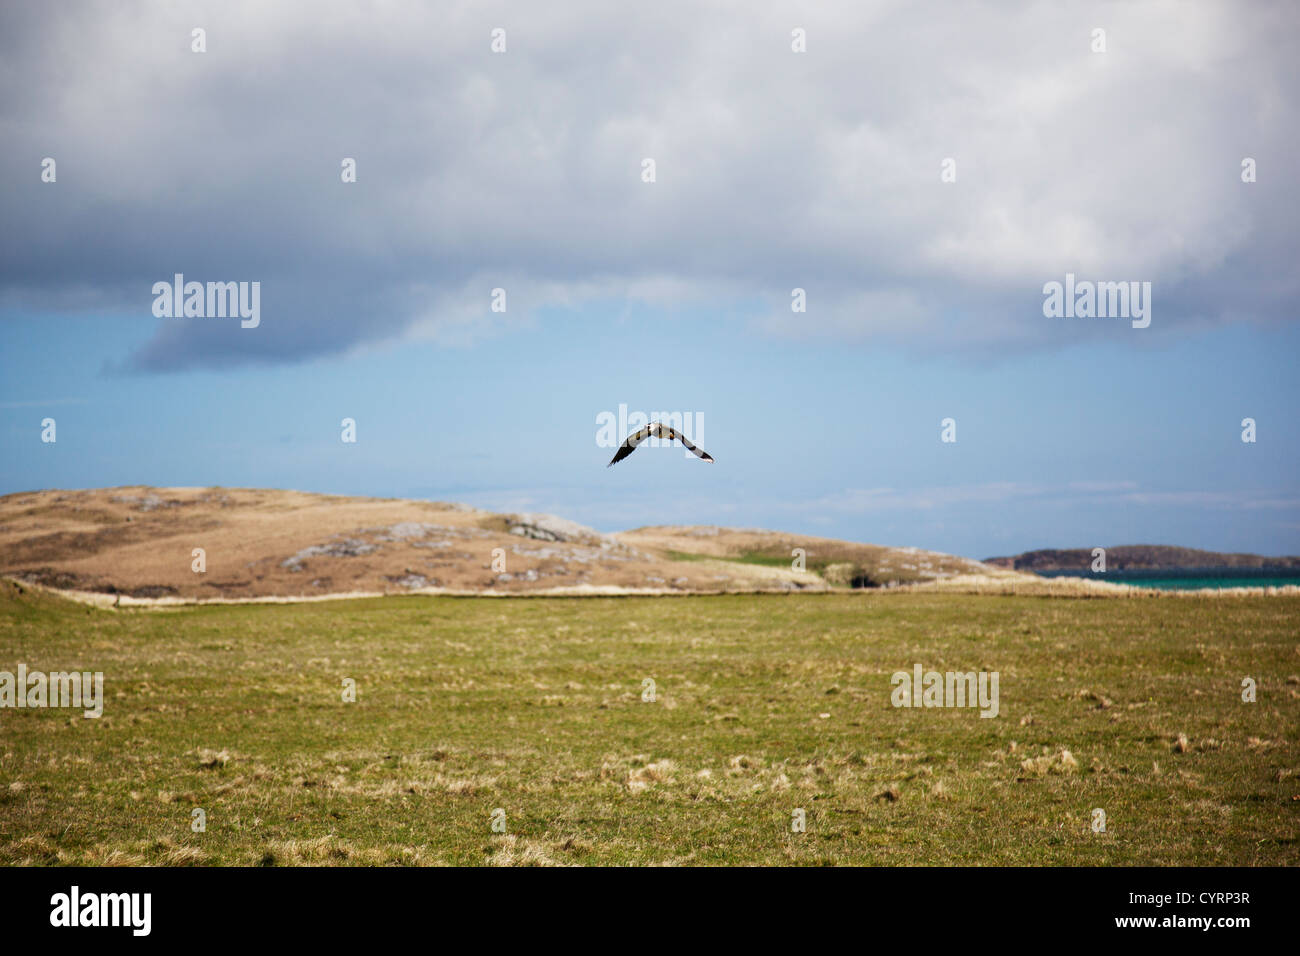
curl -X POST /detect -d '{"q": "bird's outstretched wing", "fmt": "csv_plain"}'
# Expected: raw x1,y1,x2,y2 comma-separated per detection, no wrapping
607,424,653,466
607,422,714,466
652,423,714,462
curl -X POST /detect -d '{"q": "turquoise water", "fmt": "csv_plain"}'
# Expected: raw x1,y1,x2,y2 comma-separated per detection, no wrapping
1037,569,1300,591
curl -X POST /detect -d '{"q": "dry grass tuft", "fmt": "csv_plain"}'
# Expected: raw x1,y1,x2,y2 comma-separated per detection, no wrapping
196,748,231,769
487,835,572,867
626,759,675,792
1020,748,1079,777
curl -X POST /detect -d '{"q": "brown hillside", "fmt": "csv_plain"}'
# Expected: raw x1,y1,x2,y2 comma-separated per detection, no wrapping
0,487,1004,603
619,525,992,585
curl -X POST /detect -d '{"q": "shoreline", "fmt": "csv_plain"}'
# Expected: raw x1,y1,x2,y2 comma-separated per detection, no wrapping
6,575,1298,611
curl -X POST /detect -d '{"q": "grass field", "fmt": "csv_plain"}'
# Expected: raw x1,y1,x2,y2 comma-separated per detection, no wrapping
0,580,1296,866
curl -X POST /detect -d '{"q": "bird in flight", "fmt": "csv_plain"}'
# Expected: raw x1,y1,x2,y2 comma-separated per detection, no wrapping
608,422,715,467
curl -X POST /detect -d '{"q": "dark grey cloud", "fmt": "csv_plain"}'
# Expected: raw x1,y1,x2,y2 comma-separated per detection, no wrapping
1,0,1296,370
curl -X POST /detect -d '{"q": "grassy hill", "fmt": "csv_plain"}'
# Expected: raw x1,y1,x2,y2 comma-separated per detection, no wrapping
0,487,1001,601
620,525,991,586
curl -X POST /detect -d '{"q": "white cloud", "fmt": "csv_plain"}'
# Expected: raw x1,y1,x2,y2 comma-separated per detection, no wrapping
792,482,1300,514
1,0,1295,368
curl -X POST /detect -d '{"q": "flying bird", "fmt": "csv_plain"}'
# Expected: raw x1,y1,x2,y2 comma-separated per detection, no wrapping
607,422,714,467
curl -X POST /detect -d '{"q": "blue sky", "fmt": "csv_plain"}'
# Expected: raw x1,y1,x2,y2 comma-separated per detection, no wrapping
1,1,1297,559
3,303,1296,559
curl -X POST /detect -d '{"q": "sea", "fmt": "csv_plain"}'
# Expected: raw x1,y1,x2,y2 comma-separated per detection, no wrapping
1036,568,1300,591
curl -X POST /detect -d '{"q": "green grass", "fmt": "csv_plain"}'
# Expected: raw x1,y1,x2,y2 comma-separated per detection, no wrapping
736,549,827,570
665,547,821,570
663,549,715,563
664,547,870,582
0,581,1296,865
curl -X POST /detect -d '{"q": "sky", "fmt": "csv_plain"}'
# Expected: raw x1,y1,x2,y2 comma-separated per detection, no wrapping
1,1,1297,560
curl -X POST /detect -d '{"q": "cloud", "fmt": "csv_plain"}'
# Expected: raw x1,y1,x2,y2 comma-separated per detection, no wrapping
1067,480,1140,493
1117,491,1300,510
795,482,1300,514
797,482,1047,513
1,0,1296,370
